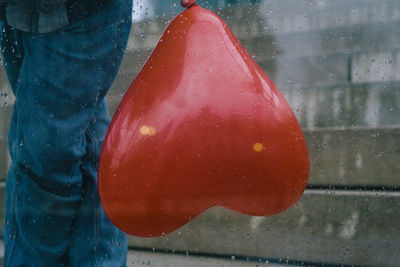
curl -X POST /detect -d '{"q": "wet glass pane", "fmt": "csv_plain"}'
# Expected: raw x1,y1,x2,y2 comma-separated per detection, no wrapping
1,0,399,266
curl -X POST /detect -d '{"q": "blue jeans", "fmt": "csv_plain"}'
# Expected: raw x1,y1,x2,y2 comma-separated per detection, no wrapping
0,0,132,266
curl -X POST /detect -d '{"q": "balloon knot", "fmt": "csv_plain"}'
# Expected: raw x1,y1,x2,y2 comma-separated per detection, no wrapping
181,0,196,8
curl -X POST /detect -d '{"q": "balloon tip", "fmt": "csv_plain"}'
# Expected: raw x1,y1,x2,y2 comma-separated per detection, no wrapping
181,0,196,8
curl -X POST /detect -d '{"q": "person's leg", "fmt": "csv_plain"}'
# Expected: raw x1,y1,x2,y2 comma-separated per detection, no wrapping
0,18,34,267
2,0,132,265
68,99,128,267
67,2,132,265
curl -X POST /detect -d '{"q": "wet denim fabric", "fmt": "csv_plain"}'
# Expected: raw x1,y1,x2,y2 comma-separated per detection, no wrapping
0,0,132,266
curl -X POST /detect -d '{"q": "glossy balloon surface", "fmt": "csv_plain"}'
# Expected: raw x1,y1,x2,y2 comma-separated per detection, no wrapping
99,5,309,237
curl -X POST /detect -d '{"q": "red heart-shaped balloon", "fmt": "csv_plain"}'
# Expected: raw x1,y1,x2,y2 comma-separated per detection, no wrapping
99,4,309,237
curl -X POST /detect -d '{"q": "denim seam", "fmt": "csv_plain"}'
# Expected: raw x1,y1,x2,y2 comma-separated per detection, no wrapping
93,193,101,267
115,0,127,48
85,118,101,267
86,121,99,163
4,170,18,267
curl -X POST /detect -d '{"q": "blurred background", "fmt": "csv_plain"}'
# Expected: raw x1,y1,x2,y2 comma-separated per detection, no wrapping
1,0,400,266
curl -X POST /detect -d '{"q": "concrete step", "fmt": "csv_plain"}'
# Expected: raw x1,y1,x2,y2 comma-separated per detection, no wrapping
239,21,400,60
0,242,286,267
282,82,400,129
1,184,399,266
125,19,400,87
1,124,400,187
127,190,400,267
1,125,400,188
125,0,400,49
220,0,400,38
110,50,400,128
306,127,400,187
113,47,400,92
126,250,285,267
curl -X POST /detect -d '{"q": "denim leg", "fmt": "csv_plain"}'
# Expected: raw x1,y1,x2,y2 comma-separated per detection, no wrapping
1,0,132,266
1,17,33,267
68,99,127,267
